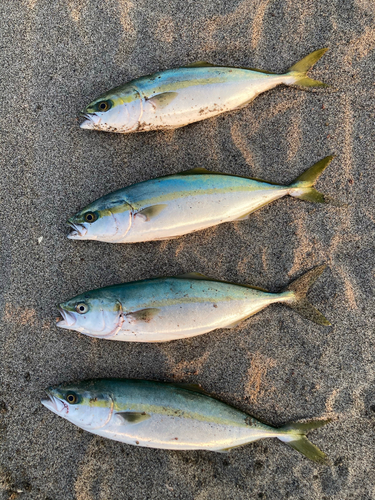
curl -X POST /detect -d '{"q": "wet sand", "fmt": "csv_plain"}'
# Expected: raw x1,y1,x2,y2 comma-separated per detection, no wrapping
0,0,374,498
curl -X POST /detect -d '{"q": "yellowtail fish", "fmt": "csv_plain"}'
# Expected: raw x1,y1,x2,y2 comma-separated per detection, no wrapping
67,156,334,243
80,48,328,133
57,265,330,342
42,378,331,463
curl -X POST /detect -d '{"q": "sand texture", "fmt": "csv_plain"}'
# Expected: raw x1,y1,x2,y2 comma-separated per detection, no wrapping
1,0,375,498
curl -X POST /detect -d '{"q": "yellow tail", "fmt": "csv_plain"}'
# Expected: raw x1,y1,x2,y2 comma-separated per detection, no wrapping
286,48,329,87
289,156,334,203
278,419,332,464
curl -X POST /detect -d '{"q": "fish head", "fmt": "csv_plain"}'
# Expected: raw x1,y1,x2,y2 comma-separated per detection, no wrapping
67,193,132,242
42,380,114,429
80,84,142,133
57,289,123,338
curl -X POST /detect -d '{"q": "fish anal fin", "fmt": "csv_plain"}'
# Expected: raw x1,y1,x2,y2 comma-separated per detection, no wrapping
215,443,246,453
222,319,243,329
136,204,167,221
234,203,272,220
234,210,254,221
147,92,178,109
223,310,259,329
116,412,151,424
126,308,160,324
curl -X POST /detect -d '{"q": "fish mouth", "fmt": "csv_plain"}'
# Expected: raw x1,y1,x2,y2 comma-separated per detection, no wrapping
56,307,77,329
80,112,98,130
41,392,68,415
67,221,87,240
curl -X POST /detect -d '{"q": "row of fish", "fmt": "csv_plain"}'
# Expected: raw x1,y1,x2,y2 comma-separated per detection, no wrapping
43,48,334,463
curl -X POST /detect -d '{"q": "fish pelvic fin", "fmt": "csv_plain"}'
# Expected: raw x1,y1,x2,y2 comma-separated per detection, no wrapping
277,419,332,464
288,156,341,205
283,265,331,326
286,48,329,87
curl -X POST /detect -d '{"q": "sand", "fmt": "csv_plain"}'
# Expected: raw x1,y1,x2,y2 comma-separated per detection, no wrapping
0,0,374,498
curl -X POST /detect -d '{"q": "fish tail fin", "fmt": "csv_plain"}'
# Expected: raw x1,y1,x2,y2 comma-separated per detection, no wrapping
288,155,337,204
286,48,329,87
277,419,331,464
282,265,331,326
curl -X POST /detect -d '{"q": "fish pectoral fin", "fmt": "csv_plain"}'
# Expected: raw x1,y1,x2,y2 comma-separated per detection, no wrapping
116,412,151,424
126,308,160,324
147,92,178,109
183,61,215,68
136,204,168,221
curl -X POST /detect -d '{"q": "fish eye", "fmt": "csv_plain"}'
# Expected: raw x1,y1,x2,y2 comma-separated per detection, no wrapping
76,303,88,314
97,100,112,112
84,212,97,223
66,392,77,404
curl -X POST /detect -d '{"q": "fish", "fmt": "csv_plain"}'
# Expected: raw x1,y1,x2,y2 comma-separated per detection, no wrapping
56,265,330,342
41,378,331,463
67,155,334,243
80,48,328,133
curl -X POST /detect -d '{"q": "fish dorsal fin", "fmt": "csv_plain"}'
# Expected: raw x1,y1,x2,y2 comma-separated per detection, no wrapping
183,61,276,74
147,91,178,109
116,412,151,424
126,308,160,324
175,272,269,292
179,167,211,175
176,272,214,280
174,383,210,395
176,168,281,185
183,61,215,68
136,204,167,221
240,283,269,292
239,66,277,75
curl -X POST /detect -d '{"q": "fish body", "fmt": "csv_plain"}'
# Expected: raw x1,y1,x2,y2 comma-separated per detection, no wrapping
81,67,291,133
80,49,328,133
57,266,330,341
67,156,334,243
41,378,330,463
58,275,291,341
